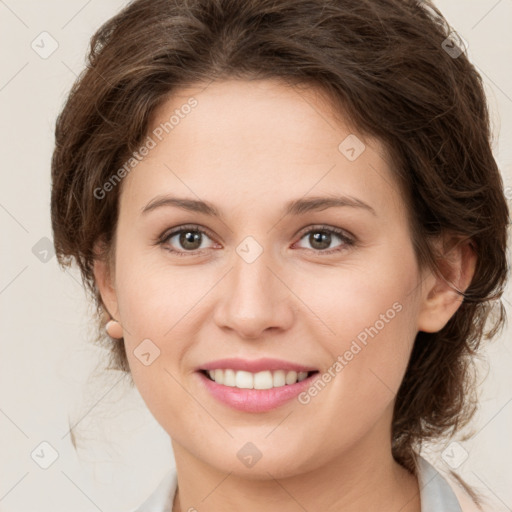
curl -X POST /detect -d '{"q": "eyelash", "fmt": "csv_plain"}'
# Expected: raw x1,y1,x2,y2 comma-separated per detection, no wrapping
155,223,355,257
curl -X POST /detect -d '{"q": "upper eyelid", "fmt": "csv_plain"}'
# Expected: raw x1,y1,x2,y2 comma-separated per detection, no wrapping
162,224,217,242
295,224,353,239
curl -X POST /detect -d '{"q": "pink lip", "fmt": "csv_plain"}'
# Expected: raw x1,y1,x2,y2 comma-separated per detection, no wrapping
197,357,317,373
196,370,319,413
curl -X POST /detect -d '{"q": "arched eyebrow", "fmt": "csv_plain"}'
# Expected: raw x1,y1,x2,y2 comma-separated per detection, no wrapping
140,194,377,218
285,195,376,216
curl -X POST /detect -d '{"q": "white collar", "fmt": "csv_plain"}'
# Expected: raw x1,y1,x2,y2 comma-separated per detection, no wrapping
415,454,463,511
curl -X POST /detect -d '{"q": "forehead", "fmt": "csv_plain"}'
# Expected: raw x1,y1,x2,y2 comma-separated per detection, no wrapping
120,79,407,224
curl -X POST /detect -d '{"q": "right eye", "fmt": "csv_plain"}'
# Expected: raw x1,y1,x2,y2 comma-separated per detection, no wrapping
158,224,219,256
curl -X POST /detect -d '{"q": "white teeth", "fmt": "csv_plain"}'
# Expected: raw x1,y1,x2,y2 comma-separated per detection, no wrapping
273,370,286,387
235,370,253,389
214,369,223,383
204,369,312,389
254,371,273,390
223,369,236,387
285,370,298,385
297,371,308,382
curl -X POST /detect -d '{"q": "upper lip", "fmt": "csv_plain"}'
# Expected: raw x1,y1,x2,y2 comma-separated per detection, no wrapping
197,358,318,373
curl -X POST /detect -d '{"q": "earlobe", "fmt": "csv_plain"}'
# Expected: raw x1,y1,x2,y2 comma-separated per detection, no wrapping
417,237,477,333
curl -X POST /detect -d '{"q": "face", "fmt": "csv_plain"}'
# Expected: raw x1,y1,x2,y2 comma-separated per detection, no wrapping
95,79,446,478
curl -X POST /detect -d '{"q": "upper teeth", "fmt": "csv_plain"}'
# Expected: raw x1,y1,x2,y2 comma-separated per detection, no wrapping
206,369,309,389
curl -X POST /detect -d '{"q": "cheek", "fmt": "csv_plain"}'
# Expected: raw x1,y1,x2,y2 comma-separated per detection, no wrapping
294,278,419,454
112,249,214,412
305,245,420,401
114,245,207,338
313,250,418,348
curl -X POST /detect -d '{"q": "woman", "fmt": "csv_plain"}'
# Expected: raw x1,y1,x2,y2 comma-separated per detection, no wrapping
50,0,509,510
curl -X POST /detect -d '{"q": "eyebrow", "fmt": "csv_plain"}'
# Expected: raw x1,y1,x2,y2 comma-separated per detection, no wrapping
141,194,377,217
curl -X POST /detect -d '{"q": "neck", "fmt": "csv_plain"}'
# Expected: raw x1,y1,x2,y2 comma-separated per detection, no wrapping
170,417,421,512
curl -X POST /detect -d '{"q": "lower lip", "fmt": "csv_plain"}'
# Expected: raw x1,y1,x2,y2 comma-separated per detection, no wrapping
196,371,319,413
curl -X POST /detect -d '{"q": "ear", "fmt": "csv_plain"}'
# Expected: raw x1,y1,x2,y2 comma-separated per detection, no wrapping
417,235,477,333
92,239,120,320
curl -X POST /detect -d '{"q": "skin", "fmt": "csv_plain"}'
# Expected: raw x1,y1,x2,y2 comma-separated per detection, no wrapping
94,79,476,512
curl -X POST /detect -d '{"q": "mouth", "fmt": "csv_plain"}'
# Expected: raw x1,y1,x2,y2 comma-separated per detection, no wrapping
196,368,321,413
199,368,319,389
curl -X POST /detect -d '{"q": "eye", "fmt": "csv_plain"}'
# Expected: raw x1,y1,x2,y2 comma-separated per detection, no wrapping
158,224,217,256
293,225,355,254
156,224,355,257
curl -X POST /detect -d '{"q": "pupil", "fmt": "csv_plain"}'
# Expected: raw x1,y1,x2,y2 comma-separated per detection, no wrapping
180,231,201,250
311,231,330,250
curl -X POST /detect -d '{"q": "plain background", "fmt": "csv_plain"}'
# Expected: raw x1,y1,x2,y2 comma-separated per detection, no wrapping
1,1,511,510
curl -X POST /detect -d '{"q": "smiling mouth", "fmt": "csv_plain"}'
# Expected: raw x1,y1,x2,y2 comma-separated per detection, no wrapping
200,369,319,389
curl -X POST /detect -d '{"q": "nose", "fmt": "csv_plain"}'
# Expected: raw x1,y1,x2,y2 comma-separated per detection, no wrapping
212,247,295,340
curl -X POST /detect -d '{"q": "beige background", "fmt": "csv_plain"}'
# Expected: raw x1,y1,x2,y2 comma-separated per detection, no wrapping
1,1,511,510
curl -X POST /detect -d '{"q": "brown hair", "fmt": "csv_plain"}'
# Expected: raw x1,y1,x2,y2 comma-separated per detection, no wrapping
50,0,509,492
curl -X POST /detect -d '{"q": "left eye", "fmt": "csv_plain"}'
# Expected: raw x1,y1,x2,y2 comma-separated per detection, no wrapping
294,227,354,253
158,225,354,256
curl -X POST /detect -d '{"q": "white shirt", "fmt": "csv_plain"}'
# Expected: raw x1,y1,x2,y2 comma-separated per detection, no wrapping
132,454,478,511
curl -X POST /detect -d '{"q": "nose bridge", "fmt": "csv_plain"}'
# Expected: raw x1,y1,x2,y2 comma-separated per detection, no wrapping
213,239,294,338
